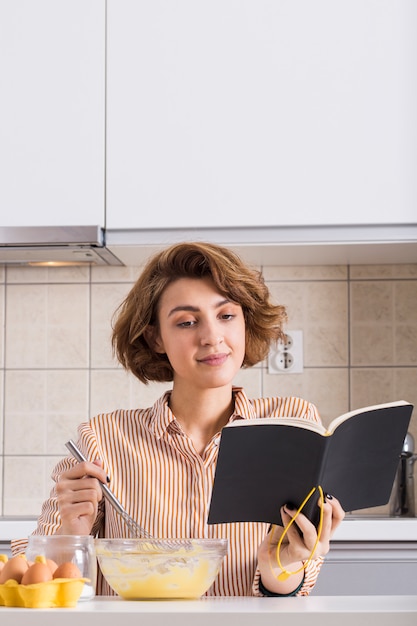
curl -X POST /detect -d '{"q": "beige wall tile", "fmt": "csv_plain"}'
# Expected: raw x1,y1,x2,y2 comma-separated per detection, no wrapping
350,264,417,279
304,326,348,367
90,283,133,368
306,283,348,324
129,378,173,410
5,370,47,413
6,265,89,284
4,370,47,454
0,373,3,452
91,324,120,369
395,281,417,322
263,265,348,281
394,369,417,410
394,282,417,366
47,413,88,453
351,325,394,366
5,284,90,368
89,369,131,416
395,326,417,366
46,284,90,368
350,281,393,366
351,281,393,322
45,369,89,452
0,284,4,368
234,366,262,398
350,368,396,409
0,457,3,516
46,370,89,413
90,368,172,417
350,366,417,429
0,266,5,282
5,284,48,367
5,413,45,455
91,265,143,283
4,456,61,517
262,368,349,427
4,370,89,454
269,282,348,366
268,282,304,324
351,280,417,366
4,456,48,515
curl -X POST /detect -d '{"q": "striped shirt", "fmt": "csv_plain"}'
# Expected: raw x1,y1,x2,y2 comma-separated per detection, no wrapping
12,387,324,596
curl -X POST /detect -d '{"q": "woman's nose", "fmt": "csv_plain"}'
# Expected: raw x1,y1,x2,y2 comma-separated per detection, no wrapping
199,322,223,346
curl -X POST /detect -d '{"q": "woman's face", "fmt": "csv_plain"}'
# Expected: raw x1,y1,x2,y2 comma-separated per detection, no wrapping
153,277,246,391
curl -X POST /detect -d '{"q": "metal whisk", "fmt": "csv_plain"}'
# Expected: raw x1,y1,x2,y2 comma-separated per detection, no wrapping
65,440,192,550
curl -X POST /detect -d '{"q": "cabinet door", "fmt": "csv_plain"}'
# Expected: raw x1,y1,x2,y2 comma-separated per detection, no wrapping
312,541,417,596
0,0,105,227
106,0,416,230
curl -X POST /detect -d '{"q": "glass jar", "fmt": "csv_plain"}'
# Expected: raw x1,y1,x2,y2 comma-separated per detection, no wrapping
26,534,96,600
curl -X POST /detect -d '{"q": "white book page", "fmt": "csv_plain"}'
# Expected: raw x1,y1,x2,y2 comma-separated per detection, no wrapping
225,400,411,436
226,416,326,435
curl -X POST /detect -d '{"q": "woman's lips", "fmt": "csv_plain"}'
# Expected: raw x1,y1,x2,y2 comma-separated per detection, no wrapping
198,353,229,366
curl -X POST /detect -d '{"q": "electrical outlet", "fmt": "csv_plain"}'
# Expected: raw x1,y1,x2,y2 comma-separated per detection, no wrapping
268,330,303,374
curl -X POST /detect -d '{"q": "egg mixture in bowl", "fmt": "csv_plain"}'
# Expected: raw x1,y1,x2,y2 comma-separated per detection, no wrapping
95,538,228,599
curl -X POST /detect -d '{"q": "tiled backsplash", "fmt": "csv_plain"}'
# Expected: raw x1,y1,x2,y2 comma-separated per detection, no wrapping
1,262,416,517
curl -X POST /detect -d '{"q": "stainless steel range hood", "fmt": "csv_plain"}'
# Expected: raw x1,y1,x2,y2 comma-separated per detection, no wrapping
0,226,123,266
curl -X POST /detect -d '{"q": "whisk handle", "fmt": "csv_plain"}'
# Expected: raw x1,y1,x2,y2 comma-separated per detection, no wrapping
65,439,125,516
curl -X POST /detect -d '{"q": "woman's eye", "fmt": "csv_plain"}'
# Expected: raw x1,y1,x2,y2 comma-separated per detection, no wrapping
220,314,235,321
178,320,196,328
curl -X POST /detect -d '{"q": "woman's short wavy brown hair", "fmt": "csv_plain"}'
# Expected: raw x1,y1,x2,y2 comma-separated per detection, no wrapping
111,241,287,383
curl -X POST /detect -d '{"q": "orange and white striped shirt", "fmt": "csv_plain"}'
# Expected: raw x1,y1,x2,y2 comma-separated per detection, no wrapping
12,387,324,596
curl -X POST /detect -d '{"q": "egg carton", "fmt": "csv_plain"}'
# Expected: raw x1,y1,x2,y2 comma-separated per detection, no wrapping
0,577,87,608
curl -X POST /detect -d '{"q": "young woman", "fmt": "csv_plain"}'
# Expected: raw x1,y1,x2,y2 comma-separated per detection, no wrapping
12,242,344,596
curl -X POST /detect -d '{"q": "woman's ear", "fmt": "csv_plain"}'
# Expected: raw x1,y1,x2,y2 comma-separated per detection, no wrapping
144,325,165,354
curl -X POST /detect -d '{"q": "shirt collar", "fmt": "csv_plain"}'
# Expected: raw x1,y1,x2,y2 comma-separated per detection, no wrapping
229,386,258,422
149,390,177,439
148,386,258,438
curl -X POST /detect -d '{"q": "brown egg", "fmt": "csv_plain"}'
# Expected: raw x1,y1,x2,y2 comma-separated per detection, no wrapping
21,559,53,585
53,561,82,579
0,554,29,584
45,558,58,575
0,554,8,572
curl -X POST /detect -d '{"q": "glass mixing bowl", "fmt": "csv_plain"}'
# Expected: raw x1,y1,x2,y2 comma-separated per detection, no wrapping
95,537,228,599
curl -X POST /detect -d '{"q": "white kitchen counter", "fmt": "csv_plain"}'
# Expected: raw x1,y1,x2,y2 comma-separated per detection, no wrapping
1,596,417,626
1,516,417,543
333,516,417,541
0,518,37,542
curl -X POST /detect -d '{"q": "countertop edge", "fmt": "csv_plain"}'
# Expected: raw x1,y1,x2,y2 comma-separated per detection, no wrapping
1,518,417,543
1,595,417,626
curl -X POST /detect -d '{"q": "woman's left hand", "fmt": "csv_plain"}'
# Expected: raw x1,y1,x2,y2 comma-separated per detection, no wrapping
257,494,345,594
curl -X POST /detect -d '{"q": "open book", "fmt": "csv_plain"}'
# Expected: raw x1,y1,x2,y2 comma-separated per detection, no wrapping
208,400,414,527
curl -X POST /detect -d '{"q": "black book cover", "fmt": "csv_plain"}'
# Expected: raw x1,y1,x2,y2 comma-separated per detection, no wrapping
208,402,413,527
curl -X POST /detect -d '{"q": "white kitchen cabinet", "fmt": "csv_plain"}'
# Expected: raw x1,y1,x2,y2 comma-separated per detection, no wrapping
315,518,417,596
312,541,417,596
0,0,105,228
106,0,417,231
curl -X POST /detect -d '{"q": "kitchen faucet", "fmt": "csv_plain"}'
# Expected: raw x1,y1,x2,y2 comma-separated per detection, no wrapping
389,432,417,517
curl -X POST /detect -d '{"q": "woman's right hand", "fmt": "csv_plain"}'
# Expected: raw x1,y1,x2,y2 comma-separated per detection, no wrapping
55,460,107,535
